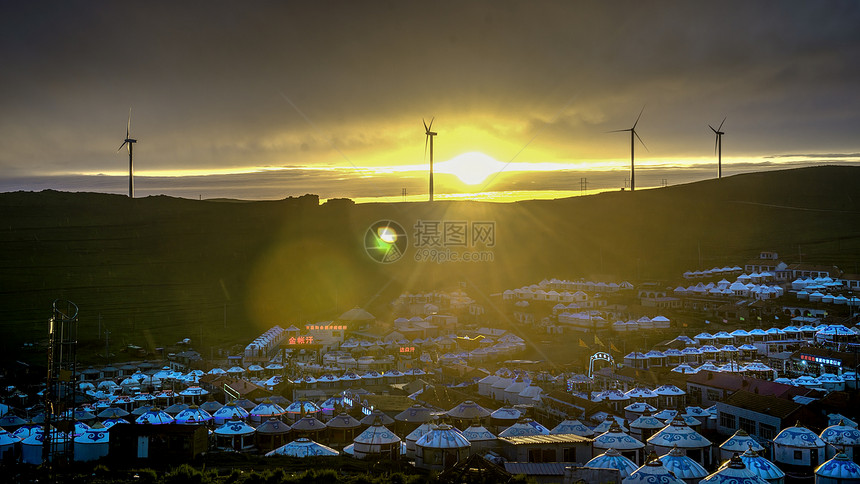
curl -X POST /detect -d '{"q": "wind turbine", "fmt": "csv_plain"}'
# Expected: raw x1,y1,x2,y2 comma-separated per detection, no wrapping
710,117,726,179
117,108,137,198
610,106,647,191
424,117,437,202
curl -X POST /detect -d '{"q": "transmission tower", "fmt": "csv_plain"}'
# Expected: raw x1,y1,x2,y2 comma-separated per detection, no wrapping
43,299,79,474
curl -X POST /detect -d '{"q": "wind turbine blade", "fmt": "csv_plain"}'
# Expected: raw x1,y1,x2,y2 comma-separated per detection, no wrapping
634,130,648,151
127,107,132,138
632,105,645,130
424,135,429,161
714,135,719,155
118,141,128,152
718,116,726,131
428,116,435,132
423,118,428,132
607,129,631,133
709,124,718,134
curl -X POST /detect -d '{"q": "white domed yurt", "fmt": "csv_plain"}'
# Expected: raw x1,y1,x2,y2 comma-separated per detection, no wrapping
265,438,339,457
647,417,712,468
772,423,826,472
622,453,685,484
352,420,401,460
629,414,666,443
414,423,471,471
405,422,437,458
497,418,550,438
704,453,770,484
736,447,784,484
820,419,860,460
214,420,256,452
255,417,292,454
22,428,71,465
460,422,497,455
814,452,860,484
551,419,595,437
212,402,250,425
719,429,765,461
593,420,645,465
0,427,21,460
73,422,109,462
658,445,708,484
584,448,638,480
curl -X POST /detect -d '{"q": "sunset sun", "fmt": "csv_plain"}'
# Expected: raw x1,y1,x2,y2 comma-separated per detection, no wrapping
435,152,507,185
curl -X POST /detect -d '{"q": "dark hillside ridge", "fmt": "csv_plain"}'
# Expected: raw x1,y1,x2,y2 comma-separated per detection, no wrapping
1,166,858,362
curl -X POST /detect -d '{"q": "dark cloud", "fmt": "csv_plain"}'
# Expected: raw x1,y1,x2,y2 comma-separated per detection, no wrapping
1,1,860,187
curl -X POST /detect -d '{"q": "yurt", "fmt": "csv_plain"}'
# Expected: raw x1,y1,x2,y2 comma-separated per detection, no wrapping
658,445,708,484
593,421,645,464
550,419,595,437
820,420,860,460
648,417,712,468
248,400,286,425
773,423,826,473
720,429,765,461
326,412,362,448
461,422,498,455
255,417,292,453
415,423,471,471
629,414,666,443
446,401,491,429
702,454,770,484
290,415,326,440
265,438,339,457
497,418,550,438
352,420,401,460
22,428,71,465
622,453,685,484
489,406,521,432
173,405,212,425
214,420,256,452
73,422,109,462
584,448,638,480
624,402,658,422
405,422,437,458
212,402,250,425
134,408,175,425
737,447,784,484
0,427,21,460
815,453,860,484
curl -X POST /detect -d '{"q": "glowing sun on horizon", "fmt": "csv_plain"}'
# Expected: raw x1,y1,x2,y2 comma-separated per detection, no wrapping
435,152,507,185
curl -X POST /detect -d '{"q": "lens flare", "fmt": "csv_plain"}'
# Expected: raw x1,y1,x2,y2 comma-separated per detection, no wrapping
377,226,397,244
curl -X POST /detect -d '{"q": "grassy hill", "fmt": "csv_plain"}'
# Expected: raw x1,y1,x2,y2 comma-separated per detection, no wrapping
1,165,859,365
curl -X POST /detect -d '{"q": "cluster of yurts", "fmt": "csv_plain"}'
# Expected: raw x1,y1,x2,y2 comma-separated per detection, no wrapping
1,389,859,482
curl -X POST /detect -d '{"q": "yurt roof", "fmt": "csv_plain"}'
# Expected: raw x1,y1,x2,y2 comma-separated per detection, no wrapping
658,445,708,480
416,423,471,449
265,438,339,457
720,429,764,452
623,454,685,484
773,424,825,448
815,453,860,480
290,415,326,432
461,423,496,441
737,448,784,481
446,401,491,419
354,421,401,445
214,420,255,436
585,448,638,479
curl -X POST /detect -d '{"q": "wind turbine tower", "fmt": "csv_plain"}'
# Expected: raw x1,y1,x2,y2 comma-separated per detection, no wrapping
610,106,647,191
710,117,726,179
118,108,138,198
424,118,437,202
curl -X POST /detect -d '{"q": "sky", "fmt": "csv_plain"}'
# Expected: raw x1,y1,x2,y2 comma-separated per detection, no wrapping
2,1,860,201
